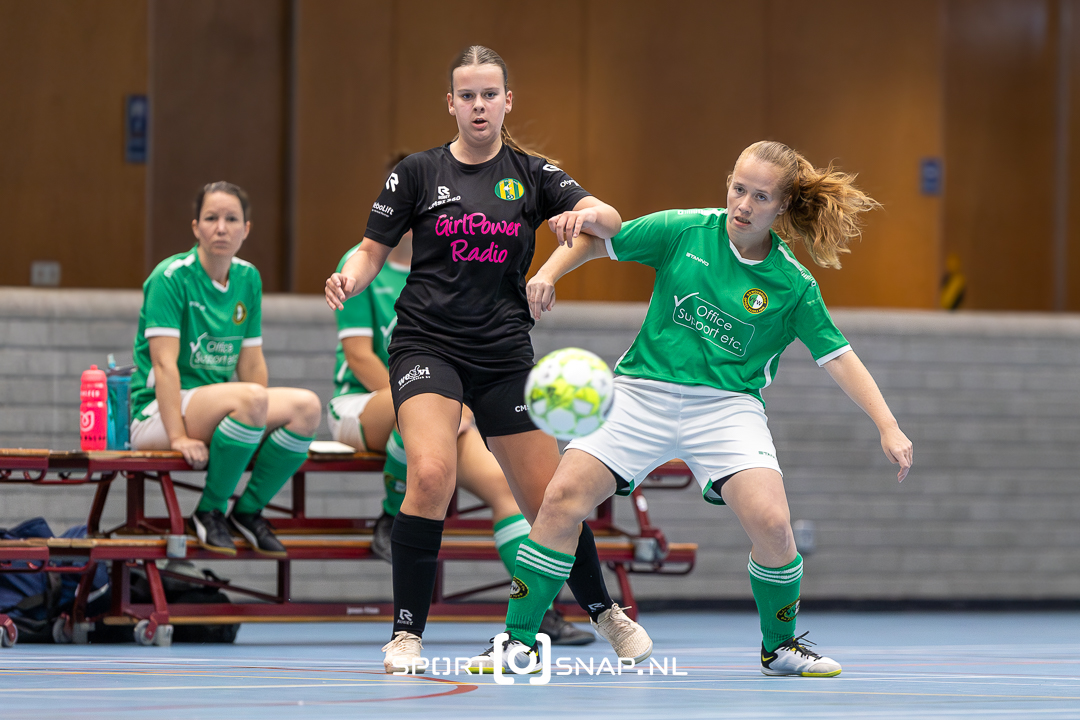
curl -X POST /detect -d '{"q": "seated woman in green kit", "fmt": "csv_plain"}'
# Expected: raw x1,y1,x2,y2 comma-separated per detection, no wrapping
328,218,592,645
129,182,322,557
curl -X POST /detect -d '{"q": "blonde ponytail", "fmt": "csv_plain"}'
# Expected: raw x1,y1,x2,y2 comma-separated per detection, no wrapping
736,141,881,269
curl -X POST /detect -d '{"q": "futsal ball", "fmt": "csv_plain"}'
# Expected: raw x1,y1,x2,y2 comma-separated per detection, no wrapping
525,348,614,440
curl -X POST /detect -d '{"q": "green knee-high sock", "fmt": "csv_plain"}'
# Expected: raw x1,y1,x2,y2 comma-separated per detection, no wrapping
381,429,407,515
505,539,574,646
197,416,265,514
748,553,804,652
234,427,313,515
493,514,530,577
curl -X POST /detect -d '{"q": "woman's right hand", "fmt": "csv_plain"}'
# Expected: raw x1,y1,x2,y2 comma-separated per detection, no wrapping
526,271,557,320
171,435,209,470
325,273,356,310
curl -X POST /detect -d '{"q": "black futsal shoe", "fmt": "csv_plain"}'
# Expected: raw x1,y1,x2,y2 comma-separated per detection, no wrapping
540,607,596,646
191,509,237,556
370,510,394,563
228,510,288,558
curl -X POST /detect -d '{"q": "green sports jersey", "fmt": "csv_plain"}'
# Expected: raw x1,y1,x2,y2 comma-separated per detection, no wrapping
332,245,409,398
131,247,263,419
608,208,849,405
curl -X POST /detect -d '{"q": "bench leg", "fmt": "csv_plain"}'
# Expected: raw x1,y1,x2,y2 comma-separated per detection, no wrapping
138,561,172,646
277,560,291,603
157,472,186,536
611,563,638,621
87,476,113,536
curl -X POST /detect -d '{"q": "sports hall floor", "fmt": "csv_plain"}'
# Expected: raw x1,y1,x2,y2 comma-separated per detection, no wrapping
1,611,1076,720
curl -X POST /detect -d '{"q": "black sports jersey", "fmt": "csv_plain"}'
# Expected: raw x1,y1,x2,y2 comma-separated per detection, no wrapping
364,143,590,361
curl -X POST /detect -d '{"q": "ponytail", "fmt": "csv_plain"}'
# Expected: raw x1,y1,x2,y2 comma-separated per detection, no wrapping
734,141,880,269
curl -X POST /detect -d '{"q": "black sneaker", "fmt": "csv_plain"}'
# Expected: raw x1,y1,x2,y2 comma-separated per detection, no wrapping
191,509,237,556
370,511,394,563
229,510,287,558
540,607,595,646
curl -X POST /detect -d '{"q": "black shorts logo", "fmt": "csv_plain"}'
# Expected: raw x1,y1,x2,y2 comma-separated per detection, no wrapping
509,577,529,599
776,598,800,623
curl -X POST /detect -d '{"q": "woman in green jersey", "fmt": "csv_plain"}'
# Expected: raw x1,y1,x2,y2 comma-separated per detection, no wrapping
487,141,914,677
130,182,322,557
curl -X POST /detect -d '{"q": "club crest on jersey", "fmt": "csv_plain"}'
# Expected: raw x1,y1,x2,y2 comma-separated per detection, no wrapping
509,577,529,599
233,302,247,324
776,598,800,623
495,178,524,201
742,288,768,314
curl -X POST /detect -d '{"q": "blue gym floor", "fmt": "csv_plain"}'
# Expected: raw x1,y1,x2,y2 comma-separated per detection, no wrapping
1,611,1077,720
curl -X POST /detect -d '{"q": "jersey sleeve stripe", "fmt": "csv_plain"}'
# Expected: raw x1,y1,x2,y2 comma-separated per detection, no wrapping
604,237,618,260
241,337,263,348
337,328,375,339
144,327,181,339
815,345,851,366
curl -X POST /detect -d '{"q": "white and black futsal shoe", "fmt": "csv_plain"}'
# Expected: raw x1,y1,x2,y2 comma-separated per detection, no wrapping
760,632,842,677
465,636,542,675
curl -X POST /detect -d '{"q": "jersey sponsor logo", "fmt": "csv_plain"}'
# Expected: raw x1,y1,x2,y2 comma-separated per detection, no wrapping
188,332,242,371
677,208,723,217
189,300,207,312
560,178,579,188
509,577,529,599
542,163,560,172
397,364,430,389
385,172,399,192
380,316,397,347
451,240,508,263
515,404,528,413
372,202,394,218
232,301,247,324
427,186,461,210
685,252,709,267
776,598,800,623
672,292,755,356
435,212,521,237
742,289,768,314
495,178,525,201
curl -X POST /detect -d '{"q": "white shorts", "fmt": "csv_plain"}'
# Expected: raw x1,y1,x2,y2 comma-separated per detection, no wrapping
566,376,782,505
129,387,204,450
326,392,380,452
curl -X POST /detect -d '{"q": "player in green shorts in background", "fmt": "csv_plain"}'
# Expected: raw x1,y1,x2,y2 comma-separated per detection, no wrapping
472,140,913,676
130,182,322,558
329,221,592,645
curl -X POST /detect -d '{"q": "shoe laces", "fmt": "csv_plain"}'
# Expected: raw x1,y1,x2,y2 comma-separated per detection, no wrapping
382,630,422,654
777,632,822,660
600,604,637,635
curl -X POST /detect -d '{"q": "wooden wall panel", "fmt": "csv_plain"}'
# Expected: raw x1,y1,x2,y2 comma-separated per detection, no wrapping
944,0,1056,310
570,0,768,301
148,0,289,290
767,0,944,309
292,0,393,293
0,0,148,288
1064,0,1080,311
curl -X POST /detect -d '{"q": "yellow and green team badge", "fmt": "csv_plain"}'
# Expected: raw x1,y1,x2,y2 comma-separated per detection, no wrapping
509,577,529,599
743,288,768,314
495,178,524,201
233,301,247,324
776,598,800,622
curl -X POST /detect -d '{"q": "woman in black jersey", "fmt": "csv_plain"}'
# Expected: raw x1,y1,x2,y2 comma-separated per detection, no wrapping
325,45,652,673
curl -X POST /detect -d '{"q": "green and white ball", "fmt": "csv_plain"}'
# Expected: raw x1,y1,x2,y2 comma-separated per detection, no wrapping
525,348,614,440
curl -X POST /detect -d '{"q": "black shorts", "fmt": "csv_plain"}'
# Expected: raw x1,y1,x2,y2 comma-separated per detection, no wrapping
388,346,537,440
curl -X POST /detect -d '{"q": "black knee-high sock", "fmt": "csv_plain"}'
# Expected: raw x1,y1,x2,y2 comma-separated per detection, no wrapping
565,523,614,621
390,512,444,637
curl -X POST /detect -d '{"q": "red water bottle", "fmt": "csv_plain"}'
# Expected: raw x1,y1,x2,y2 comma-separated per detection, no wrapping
80,365,108,451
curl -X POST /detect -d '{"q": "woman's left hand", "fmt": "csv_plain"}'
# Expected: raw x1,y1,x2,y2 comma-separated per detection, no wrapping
548,207,599,247
880,426,913,482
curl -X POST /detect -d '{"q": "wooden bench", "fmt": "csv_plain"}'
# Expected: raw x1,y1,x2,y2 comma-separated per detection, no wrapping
0,449,697,647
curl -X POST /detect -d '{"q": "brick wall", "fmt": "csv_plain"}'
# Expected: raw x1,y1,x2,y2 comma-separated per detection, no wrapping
2,288,1078,601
